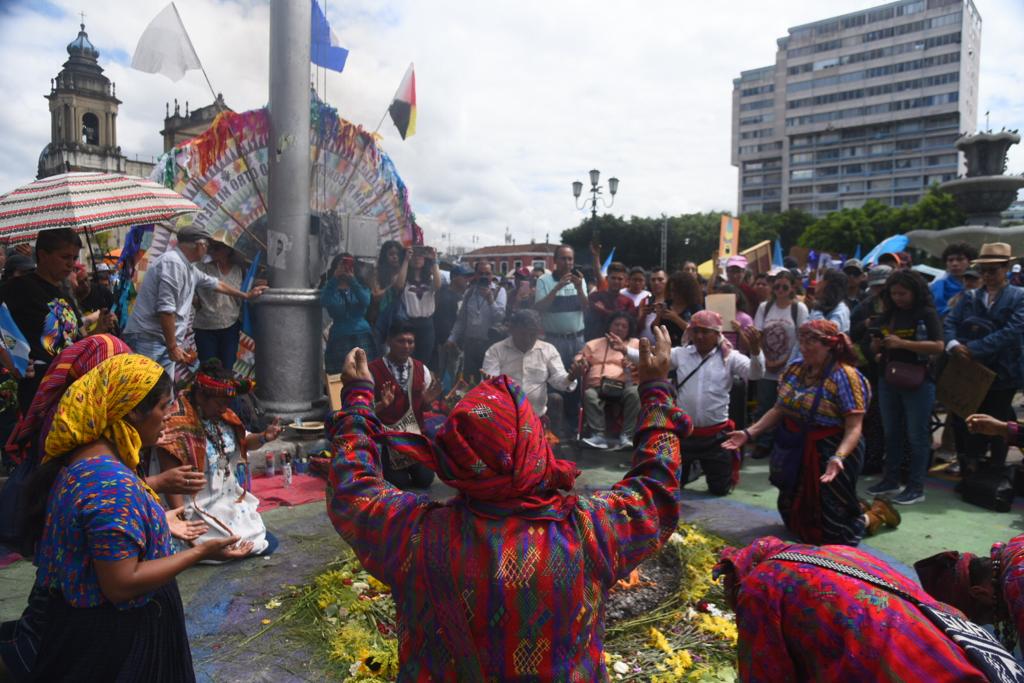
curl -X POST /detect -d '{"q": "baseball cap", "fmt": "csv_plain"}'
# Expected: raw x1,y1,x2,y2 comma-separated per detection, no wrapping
867,265,892,287
177,224,213,243
842,258,864,274
726,255,748,269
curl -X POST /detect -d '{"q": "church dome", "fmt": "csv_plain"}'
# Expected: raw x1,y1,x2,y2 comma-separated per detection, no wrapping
66,23,99,61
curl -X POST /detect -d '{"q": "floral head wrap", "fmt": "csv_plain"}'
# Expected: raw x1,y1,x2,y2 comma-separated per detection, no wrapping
377,375,580,519
798,319,857,366
43,354,165,478
193,358,253,397
6,334,130,465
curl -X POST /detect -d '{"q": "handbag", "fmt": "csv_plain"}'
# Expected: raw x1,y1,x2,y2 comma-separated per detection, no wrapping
597,343,626,400
883,360,927,390
961,467,1016,512
769,551,1024,683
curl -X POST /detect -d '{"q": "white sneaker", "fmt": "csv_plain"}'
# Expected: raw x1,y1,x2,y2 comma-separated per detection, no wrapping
582,434,609,449
614,435,633,451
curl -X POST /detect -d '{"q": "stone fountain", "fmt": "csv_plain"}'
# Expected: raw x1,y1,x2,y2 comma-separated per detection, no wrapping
907,130,1024,255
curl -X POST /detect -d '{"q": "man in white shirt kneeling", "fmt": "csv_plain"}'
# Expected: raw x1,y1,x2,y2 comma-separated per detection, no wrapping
617,311,763,495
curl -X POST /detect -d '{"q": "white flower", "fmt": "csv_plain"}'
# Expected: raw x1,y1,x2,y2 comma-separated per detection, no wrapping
351,581,370,595
667,532,685,546
612,661,630,674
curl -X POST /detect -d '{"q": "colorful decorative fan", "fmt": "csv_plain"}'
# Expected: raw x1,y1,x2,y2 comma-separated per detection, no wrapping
151,95,420,262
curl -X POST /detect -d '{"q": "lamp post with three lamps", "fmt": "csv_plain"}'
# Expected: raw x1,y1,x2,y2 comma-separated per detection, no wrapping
572,169,618,244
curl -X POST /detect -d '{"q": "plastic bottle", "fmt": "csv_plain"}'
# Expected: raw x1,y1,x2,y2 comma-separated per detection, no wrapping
282,454,293,487
266,452,276,478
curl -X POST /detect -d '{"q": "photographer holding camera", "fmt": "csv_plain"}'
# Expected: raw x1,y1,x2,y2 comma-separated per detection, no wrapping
321,252,376,374
534,245,589,370
445,261,507,382
395,245,442,367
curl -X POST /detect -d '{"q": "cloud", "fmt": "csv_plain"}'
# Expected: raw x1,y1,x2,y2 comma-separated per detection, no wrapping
1,0,1021,253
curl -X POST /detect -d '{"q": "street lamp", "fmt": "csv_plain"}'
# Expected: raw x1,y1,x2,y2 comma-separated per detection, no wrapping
572,169,619,243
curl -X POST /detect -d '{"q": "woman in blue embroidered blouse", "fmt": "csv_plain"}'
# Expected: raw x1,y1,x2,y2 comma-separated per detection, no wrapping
19,354,251,682
725,320,900,547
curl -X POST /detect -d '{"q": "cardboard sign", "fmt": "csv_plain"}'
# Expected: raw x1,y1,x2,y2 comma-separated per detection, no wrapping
718,215,740,259
705,293,737,329
936,353,996,419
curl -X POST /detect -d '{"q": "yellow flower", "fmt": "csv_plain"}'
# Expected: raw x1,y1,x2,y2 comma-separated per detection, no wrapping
650,626,673,654
696,613,738,645
666,649,693,675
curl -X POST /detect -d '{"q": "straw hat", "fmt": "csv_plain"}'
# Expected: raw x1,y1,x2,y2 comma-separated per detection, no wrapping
971,242,1015,265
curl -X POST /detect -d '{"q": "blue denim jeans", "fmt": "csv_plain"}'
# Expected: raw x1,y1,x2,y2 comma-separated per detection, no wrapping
878,378,935,492
195,322,241,371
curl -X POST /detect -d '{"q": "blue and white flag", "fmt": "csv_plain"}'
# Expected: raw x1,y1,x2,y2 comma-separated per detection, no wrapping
601,247,617,276
311,0,348,73
0,303,30,377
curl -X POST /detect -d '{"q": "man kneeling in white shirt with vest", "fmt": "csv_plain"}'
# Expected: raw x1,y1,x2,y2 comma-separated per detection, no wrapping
615,310,764,495
482,309,587,438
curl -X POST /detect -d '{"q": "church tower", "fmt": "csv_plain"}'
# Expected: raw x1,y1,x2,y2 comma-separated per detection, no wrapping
38,22,151,179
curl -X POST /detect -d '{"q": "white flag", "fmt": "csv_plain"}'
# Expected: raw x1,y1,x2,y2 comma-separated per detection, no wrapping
131,3,202,82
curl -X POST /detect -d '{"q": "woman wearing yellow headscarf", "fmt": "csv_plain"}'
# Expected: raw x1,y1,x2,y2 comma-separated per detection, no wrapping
17,354,251,682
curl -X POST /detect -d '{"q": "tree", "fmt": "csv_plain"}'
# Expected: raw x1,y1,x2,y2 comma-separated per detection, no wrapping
798,187,964,253
740,209,816,252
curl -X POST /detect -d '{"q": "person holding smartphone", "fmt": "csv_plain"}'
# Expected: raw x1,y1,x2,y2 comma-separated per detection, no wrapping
321,252,376,374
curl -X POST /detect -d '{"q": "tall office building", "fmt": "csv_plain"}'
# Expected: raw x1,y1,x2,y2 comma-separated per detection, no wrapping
731,0,981,216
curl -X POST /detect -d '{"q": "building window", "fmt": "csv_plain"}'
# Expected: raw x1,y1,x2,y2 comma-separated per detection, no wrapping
817,183,839,193
790,152,813,165
81,112,100,145
500,262,508,274
791,169,813,181
817,200,839,211
514,260,522,269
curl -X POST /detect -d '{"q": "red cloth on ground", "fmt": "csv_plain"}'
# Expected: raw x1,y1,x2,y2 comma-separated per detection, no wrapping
717,536,987,683
252,473,326,512
327,378,692,680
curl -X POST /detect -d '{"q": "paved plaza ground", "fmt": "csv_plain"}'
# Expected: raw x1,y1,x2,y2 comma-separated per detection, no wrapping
1,443,1021,681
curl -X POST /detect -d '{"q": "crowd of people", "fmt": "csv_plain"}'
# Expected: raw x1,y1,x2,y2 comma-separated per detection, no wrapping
2,223,1024,679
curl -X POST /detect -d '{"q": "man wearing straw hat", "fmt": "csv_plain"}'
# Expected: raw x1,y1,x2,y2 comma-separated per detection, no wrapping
943,242,1024,477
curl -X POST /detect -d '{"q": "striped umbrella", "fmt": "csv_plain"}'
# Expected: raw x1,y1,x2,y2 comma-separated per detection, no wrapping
0,171,199,244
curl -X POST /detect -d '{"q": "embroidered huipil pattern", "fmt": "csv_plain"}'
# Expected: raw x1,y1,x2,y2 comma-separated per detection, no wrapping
327,380,690,680
35,454,172,609
719,536,987,683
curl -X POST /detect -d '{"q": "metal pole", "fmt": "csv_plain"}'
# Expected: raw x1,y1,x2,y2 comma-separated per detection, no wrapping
252,0,324,421
660,216,668,272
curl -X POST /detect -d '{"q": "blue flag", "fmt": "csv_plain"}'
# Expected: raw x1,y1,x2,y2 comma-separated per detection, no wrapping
311,0,348,72
0,303,30,377
241,252,262,337
601,247,617,276
773,239,784,267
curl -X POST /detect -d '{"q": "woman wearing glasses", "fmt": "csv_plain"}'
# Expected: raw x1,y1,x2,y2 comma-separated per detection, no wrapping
750,270,808,459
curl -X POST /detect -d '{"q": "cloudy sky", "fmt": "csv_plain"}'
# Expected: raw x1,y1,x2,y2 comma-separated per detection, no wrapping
1,0,1022,250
